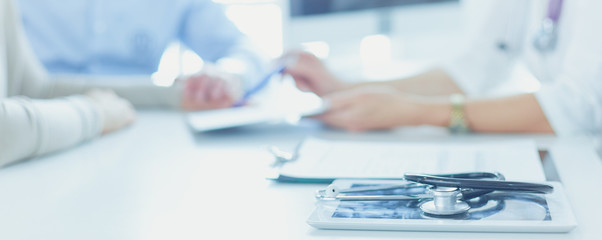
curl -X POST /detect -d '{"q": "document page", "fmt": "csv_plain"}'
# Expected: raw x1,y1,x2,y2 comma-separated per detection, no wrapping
278,138,545,182
187,86,326,132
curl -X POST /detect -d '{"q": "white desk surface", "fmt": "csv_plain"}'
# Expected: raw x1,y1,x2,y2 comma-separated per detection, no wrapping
0,110,600,240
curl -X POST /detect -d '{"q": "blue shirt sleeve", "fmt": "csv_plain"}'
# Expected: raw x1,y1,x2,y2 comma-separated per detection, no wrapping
179,1,268,87
179,0,243,62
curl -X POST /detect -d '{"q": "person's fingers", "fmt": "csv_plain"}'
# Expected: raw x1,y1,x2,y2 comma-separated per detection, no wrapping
87,90,138,134
280,49,305,62
209,78,225,102
186,75,210,103
181,69,247,110
111,98,136,130
121,98,137,124
283,51,323,77
285,58,318,75
322,90,359,112
278,50,302,67
283,65,305,79
318,107,364,132
291,76,311,92
184,76,199,100
197,76,217,103
220,82,237,106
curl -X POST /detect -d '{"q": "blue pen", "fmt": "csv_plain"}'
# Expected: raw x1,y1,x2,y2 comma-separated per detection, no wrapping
232,64,286,107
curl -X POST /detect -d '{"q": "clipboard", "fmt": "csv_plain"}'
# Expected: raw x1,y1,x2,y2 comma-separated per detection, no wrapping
268,137,546,183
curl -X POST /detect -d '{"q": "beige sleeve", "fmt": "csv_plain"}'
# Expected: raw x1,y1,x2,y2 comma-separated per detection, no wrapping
0,0,95,166
1,0,182,167
47,76,182,109
0,96,102,167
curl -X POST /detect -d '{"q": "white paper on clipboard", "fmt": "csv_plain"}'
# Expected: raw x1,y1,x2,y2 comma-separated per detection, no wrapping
186,85,326,132
276,137,545,182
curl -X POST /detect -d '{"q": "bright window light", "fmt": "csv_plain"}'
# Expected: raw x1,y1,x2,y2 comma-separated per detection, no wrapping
359,34,394,78
300,41,330,59
153,42,181,86
225,3,283,58
154,0,283,86
181,50,204,76
360,34,392,66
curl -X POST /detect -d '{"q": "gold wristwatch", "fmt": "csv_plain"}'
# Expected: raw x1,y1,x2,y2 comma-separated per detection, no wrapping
449,94,469,133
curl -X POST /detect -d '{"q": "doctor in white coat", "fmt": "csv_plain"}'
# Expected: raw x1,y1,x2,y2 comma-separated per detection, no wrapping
285,0,602,138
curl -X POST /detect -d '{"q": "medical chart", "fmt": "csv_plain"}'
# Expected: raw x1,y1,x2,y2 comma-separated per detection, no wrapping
277,138,545,182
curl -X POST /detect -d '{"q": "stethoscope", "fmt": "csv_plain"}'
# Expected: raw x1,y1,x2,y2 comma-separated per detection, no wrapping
498,0,564,53
315,172,554,216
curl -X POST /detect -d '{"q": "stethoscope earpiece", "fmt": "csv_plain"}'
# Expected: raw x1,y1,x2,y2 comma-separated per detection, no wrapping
324,184,340,198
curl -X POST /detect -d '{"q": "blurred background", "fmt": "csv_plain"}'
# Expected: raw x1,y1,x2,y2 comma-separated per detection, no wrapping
156,0,468,85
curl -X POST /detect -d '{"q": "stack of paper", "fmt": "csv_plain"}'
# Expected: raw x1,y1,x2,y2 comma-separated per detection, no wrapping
275,137,545,183
186,83,326,132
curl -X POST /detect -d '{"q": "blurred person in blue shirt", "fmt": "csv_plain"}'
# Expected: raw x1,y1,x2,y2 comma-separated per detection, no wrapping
17,0,267,109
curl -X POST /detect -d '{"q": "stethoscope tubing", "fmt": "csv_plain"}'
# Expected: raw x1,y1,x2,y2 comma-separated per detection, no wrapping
316,172,553,202
404,173,554,194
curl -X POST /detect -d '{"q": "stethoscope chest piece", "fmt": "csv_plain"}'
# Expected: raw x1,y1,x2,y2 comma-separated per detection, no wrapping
532,18,558,53
420,186,470,216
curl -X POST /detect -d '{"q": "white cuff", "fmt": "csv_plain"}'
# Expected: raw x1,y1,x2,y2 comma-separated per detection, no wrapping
535,84,584,136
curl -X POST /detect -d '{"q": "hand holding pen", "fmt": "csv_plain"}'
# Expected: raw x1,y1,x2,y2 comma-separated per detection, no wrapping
181,64,244,110
232,64,286,107
282,51,349,97
181,52,318,110
232,55,299,107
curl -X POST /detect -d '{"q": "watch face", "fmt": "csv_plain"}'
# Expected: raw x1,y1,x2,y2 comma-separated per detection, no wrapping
449,124,469,134
449,94,468,133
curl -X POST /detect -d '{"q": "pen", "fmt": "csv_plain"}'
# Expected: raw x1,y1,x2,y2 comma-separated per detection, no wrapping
232,64,286,107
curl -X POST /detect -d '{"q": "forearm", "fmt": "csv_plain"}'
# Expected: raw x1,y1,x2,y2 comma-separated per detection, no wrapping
418,93,554,133
0,96,102,167
47,75,181,109
351,68,464,96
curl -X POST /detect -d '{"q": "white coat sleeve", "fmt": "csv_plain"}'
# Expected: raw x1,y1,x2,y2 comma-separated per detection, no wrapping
534,0,602,136
440,0,529,96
